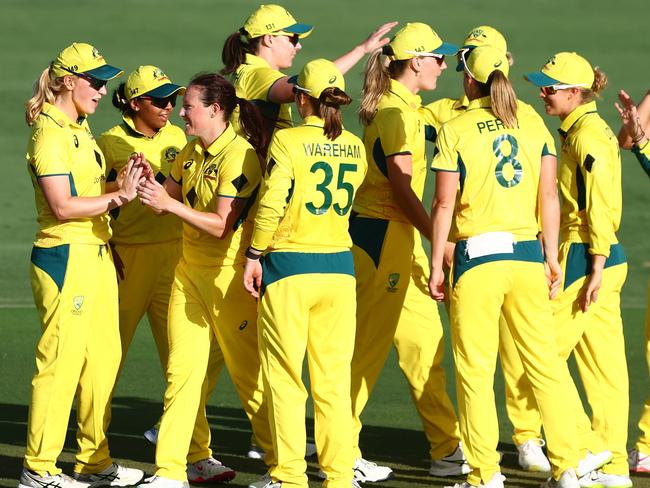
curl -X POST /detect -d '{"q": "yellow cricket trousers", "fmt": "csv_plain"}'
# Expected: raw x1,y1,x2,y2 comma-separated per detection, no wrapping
450,240,583,484
155,259,272,480
636,281,650,453
553,242,629,475
350,217,457,460
25,243,120,475
258,251,356,488
110,241,224,462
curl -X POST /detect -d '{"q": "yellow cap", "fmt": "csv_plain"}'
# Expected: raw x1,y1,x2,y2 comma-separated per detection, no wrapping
291,59,345,99
462,26,507,53
51,42,123,80
125,65,185,100
243,4,313,38
463,45,509,83
386,22,458,61
524,52,594,89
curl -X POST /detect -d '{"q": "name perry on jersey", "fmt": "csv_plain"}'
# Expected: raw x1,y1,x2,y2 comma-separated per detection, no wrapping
476,118,506,134
303,142,362,159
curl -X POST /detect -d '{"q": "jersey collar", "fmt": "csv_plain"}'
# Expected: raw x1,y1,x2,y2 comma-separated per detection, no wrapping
559,101,598,136
41,102,86,129
453,94,469,110
200,123,238,158
389,79,422,109
244,53,273,68
302,115,325,128
466,96,492,110
122,114,169,139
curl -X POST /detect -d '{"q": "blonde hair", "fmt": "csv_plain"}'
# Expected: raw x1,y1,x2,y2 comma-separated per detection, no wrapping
475,70,518,129
25,64,66,126
580,66,608,103
358,49,408,126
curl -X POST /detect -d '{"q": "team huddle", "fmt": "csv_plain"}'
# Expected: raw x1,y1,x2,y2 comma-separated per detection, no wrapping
18,4,650,488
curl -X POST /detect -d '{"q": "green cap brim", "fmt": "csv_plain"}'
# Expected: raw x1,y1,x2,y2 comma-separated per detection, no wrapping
145,83,186,98
84,64,124,81
524,71,560,87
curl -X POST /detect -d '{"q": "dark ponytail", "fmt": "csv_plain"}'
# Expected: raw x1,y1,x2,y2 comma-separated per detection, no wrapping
304,87,352,141
221,30,262,76
111,82,133,115
189,72,269,160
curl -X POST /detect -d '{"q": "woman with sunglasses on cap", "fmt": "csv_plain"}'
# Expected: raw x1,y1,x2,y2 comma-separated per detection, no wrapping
346,22,459,482
616,89,650,475
97,66,235,484
221,3,396,139
243,58,367,488
20,42,145,488
134,72,270,488
429,45,601,488
525,53,630,488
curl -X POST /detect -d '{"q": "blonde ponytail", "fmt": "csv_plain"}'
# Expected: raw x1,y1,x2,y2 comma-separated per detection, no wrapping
489,70,518,129
580,66,608,103
25,64,66,126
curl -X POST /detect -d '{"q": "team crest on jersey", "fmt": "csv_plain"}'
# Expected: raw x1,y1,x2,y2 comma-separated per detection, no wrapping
72,295,85,314
238,320,248,331
203,163,218,180
386,273,400,292
164,146,180,163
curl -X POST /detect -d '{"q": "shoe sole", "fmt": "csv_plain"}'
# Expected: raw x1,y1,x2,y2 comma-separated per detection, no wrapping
354,471,394,483
188,472,236,484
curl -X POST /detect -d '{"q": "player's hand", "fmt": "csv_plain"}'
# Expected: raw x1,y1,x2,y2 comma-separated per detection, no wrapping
134,152,154,181
360,21,398,54
428,266,446,302
544,259,562,299
615,90,645,142
243,258,263,299
118,159,143,202
137,177,170,214
580,268,602,312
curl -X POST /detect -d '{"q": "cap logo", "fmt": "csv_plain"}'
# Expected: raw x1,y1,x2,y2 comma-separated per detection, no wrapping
494,60,503,68
328,75,337,83
469,28,486,39
92,47,100,59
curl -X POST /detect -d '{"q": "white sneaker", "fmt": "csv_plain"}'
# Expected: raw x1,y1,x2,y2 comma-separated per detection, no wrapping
137,475,189,488
186,458,236,483
19,469,90,488
444,472,505,488
517,439,552,473
72,463,145,487
247,473,280,488
353,458,393,482
429,443,471,476
577,451,613,478
247,442,317,460
144,426,159,445
578,471,632,488
541,469,579,488
628,448,650,473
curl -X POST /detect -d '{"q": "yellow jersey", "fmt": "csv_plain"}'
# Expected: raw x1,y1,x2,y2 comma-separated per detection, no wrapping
251,115,367,253
97,116,186,245
170,124,262,266
421,95,468,140
557,101,621,257
353,79,426,222
26,102,111,247
431,96,556,241
230,53,293,137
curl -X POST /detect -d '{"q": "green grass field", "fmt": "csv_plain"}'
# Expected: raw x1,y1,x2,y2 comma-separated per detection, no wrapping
2,0,650,486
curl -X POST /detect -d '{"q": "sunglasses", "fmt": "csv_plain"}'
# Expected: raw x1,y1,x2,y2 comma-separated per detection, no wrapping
287,34,300,46
60,66,107,91
140,95,177,109
540,86,558,96
433,54,445,66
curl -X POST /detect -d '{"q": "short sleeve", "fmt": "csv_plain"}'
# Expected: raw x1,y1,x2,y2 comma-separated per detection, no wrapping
240,66,286,102
170,142,193,183
28,127,70,176
216,144,262,198
431,124,460,172
376,108,417,157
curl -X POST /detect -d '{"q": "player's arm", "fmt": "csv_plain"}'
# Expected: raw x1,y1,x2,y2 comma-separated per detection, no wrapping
617,89,650,149
538,154,562,298
429,170,458,301
39,157,142,220
387,153,431,238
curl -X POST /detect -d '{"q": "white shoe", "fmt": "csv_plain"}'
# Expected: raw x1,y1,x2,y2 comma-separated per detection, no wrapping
429,443,471,476
353,458,393,482
144,426,159,445
577,451,613,478
247,473,280,488
19,469,89,488
541,469,579,488
247,442,317,460
72,463,145,487
517,439,552,473
444,472,505,488
628,448,650,473
186,458,236,483
578,471,632,488
137,475,189,488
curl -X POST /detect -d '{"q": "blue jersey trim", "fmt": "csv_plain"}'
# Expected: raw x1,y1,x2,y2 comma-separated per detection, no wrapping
453,239,543,286
31,244,70,293
563,242,626,290
631,145,650,179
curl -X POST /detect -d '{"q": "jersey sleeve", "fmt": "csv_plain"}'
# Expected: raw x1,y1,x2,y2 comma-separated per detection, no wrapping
431,123,460,172
574,135,617,257
240,66,286,102
170,142,193,184
420,102,444,143
376,108,417,157
631,141,650,178
216,145,262,199
28,127,70,177
250,133,294,251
